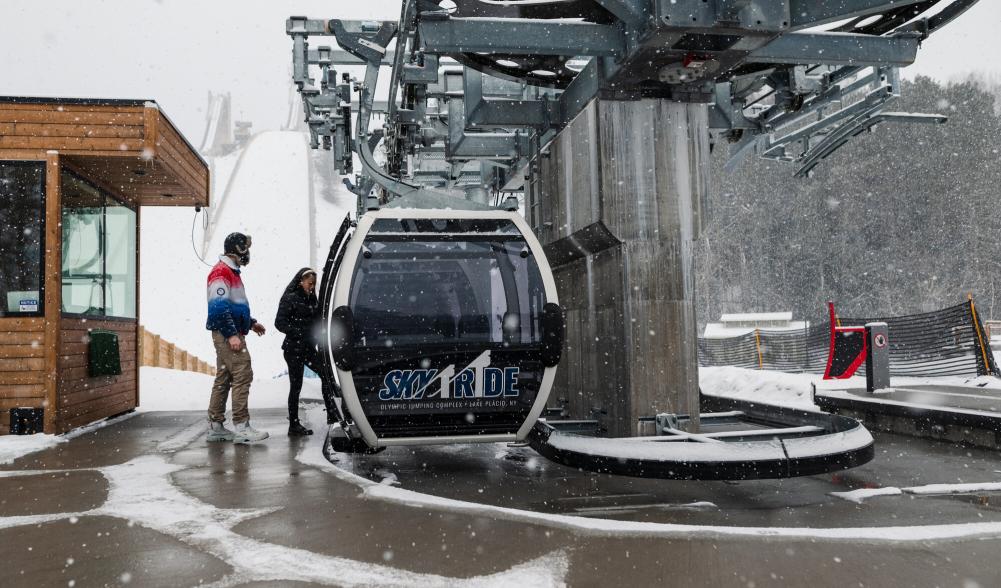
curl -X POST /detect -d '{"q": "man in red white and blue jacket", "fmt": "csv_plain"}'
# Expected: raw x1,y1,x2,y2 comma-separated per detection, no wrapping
205,232,269,444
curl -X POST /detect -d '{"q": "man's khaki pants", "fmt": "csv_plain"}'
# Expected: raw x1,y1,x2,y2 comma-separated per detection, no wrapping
208,331,253,424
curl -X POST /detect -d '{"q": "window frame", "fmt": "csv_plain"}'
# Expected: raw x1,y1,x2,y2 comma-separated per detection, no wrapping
0,160,47,319
60,169,138,322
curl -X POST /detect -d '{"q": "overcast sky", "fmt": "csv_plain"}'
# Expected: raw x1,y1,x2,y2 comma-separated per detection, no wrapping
1,1,999,143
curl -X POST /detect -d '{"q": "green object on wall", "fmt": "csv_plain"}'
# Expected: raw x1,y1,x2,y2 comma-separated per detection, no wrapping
88,330,122,377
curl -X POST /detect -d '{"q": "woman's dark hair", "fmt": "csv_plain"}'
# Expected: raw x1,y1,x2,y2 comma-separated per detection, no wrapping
283,267,318,296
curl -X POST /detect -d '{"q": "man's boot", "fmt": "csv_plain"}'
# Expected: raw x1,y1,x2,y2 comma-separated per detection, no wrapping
206,420,235,442
233,421,269,444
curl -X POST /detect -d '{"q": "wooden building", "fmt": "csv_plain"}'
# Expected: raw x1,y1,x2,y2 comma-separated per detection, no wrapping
0,97,208,435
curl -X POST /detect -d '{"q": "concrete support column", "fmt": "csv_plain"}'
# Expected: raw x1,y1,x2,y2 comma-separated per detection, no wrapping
529,99,709,436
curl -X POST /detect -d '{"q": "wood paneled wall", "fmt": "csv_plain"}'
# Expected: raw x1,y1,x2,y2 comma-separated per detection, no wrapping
0,319,46,435
0,103,145,152
56,318,138,434
0,153,59,435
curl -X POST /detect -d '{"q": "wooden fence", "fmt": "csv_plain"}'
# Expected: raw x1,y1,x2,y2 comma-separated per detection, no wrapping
138,326,215,376
986,320,1000,342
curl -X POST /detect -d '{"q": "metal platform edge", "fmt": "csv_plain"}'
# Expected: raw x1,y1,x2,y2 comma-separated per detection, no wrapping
527,394,874,481
814,388,1001,450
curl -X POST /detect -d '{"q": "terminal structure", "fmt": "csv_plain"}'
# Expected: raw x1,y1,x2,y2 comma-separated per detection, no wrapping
286,0,978,475
0,98,208,435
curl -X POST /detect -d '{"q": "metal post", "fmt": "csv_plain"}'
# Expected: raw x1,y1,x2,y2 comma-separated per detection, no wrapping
865,322,890,393
755,329,764,370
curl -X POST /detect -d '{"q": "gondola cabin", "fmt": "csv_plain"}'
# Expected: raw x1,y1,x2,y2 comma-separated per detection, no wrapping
324,209,564,448
0,97,208,435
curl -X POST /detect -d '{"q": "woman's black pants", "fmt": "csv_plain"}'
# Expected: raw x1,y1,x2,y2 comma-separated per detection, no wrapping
283,347,338,423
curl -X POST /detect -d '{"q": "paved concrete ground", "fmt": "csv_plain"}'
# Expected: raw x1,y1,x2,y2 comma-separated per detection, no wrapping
340,430,1001,528
2,408,1000,587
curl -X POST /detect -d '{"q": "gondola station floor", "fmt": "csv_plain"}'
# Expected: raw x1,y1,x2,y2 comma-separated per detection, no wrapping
3,393,1001,587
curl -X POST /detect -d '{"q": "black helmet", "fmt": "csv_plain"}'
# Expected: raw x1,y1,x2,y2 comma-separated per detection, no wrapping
224,232,252,266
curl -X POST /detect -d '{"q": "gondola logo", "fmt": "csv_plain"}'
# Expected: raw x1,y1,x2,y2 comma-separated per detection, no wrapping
378,350,519,401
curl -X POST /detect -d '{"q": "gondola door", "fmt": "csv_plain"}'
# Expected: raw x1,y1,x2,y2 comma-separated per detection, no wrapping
316,214,354,423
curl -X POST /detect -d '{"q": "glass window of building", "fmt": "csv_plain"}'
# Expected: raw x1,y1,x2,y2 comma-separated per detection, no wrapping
0,161,46,317
62,173,105,315
61,171,137,319
104,199,137,318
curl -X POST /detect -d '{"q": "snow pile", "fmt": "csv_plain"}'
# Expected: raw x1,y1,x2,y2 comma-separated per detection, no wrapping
64,411,139,440
831,481,1001,503
829,487,904,504
905,481,1001,495
0,434,64,465
138,366,321,412
698,365,834,409
699,366,1001,410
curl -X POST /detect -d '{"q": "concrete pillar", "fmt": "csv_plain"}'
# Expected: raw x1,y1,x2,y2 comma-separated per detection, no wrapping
529,99,709,436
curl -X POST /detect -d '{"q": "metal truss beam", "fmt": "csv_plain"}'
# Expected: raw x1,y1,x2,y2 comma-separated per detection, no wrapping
594,0,651,28
419,17,625,57
448,99,530,159
287,0,980,197
286,16,329,35
309,48,397,67
788,0,929,30
557,57,614,127
303,94,388,114
748,32,921,67
656,0,790,31
463,70,555,129
794,111,946,178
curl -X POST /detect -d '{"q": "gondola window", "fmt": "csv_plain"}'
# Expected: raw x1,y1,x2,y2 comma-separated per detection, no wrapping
349,236,546,348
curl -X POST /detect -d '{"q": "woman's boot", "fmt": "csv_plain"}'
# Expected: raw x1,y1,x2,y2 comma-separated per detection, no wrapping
288,419,313,436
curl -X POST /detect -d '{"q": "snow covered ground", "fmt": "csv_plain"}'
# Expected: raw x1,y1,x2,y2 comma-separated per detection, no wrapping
698,365,828,409
699,365,1001,410
0,434,64,465
138,366,322,412
831,481,1001,504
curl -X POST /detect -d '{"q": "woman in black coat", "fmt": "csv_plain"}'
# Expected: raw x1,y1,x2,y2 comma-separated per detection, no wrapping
275,267,339,435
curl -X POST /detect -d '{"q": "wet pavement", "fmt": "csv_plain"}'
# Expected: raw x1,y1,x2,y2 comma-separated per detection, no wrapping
2,408,1000,587
339,428,1001,528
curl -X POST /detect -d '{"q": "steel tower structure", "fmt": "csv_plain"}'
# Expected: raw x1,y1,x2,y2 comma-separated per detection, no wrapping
289,0,979,437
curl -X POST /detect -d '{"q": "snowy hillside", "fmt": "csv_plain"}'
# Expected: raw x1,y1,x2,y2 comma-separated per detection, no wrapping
139,130,354,378
139,367,321,412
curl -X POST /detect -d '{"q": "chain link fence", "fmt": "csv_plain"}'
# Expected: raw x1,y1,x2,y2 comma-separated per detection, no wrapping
698,300,998,378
